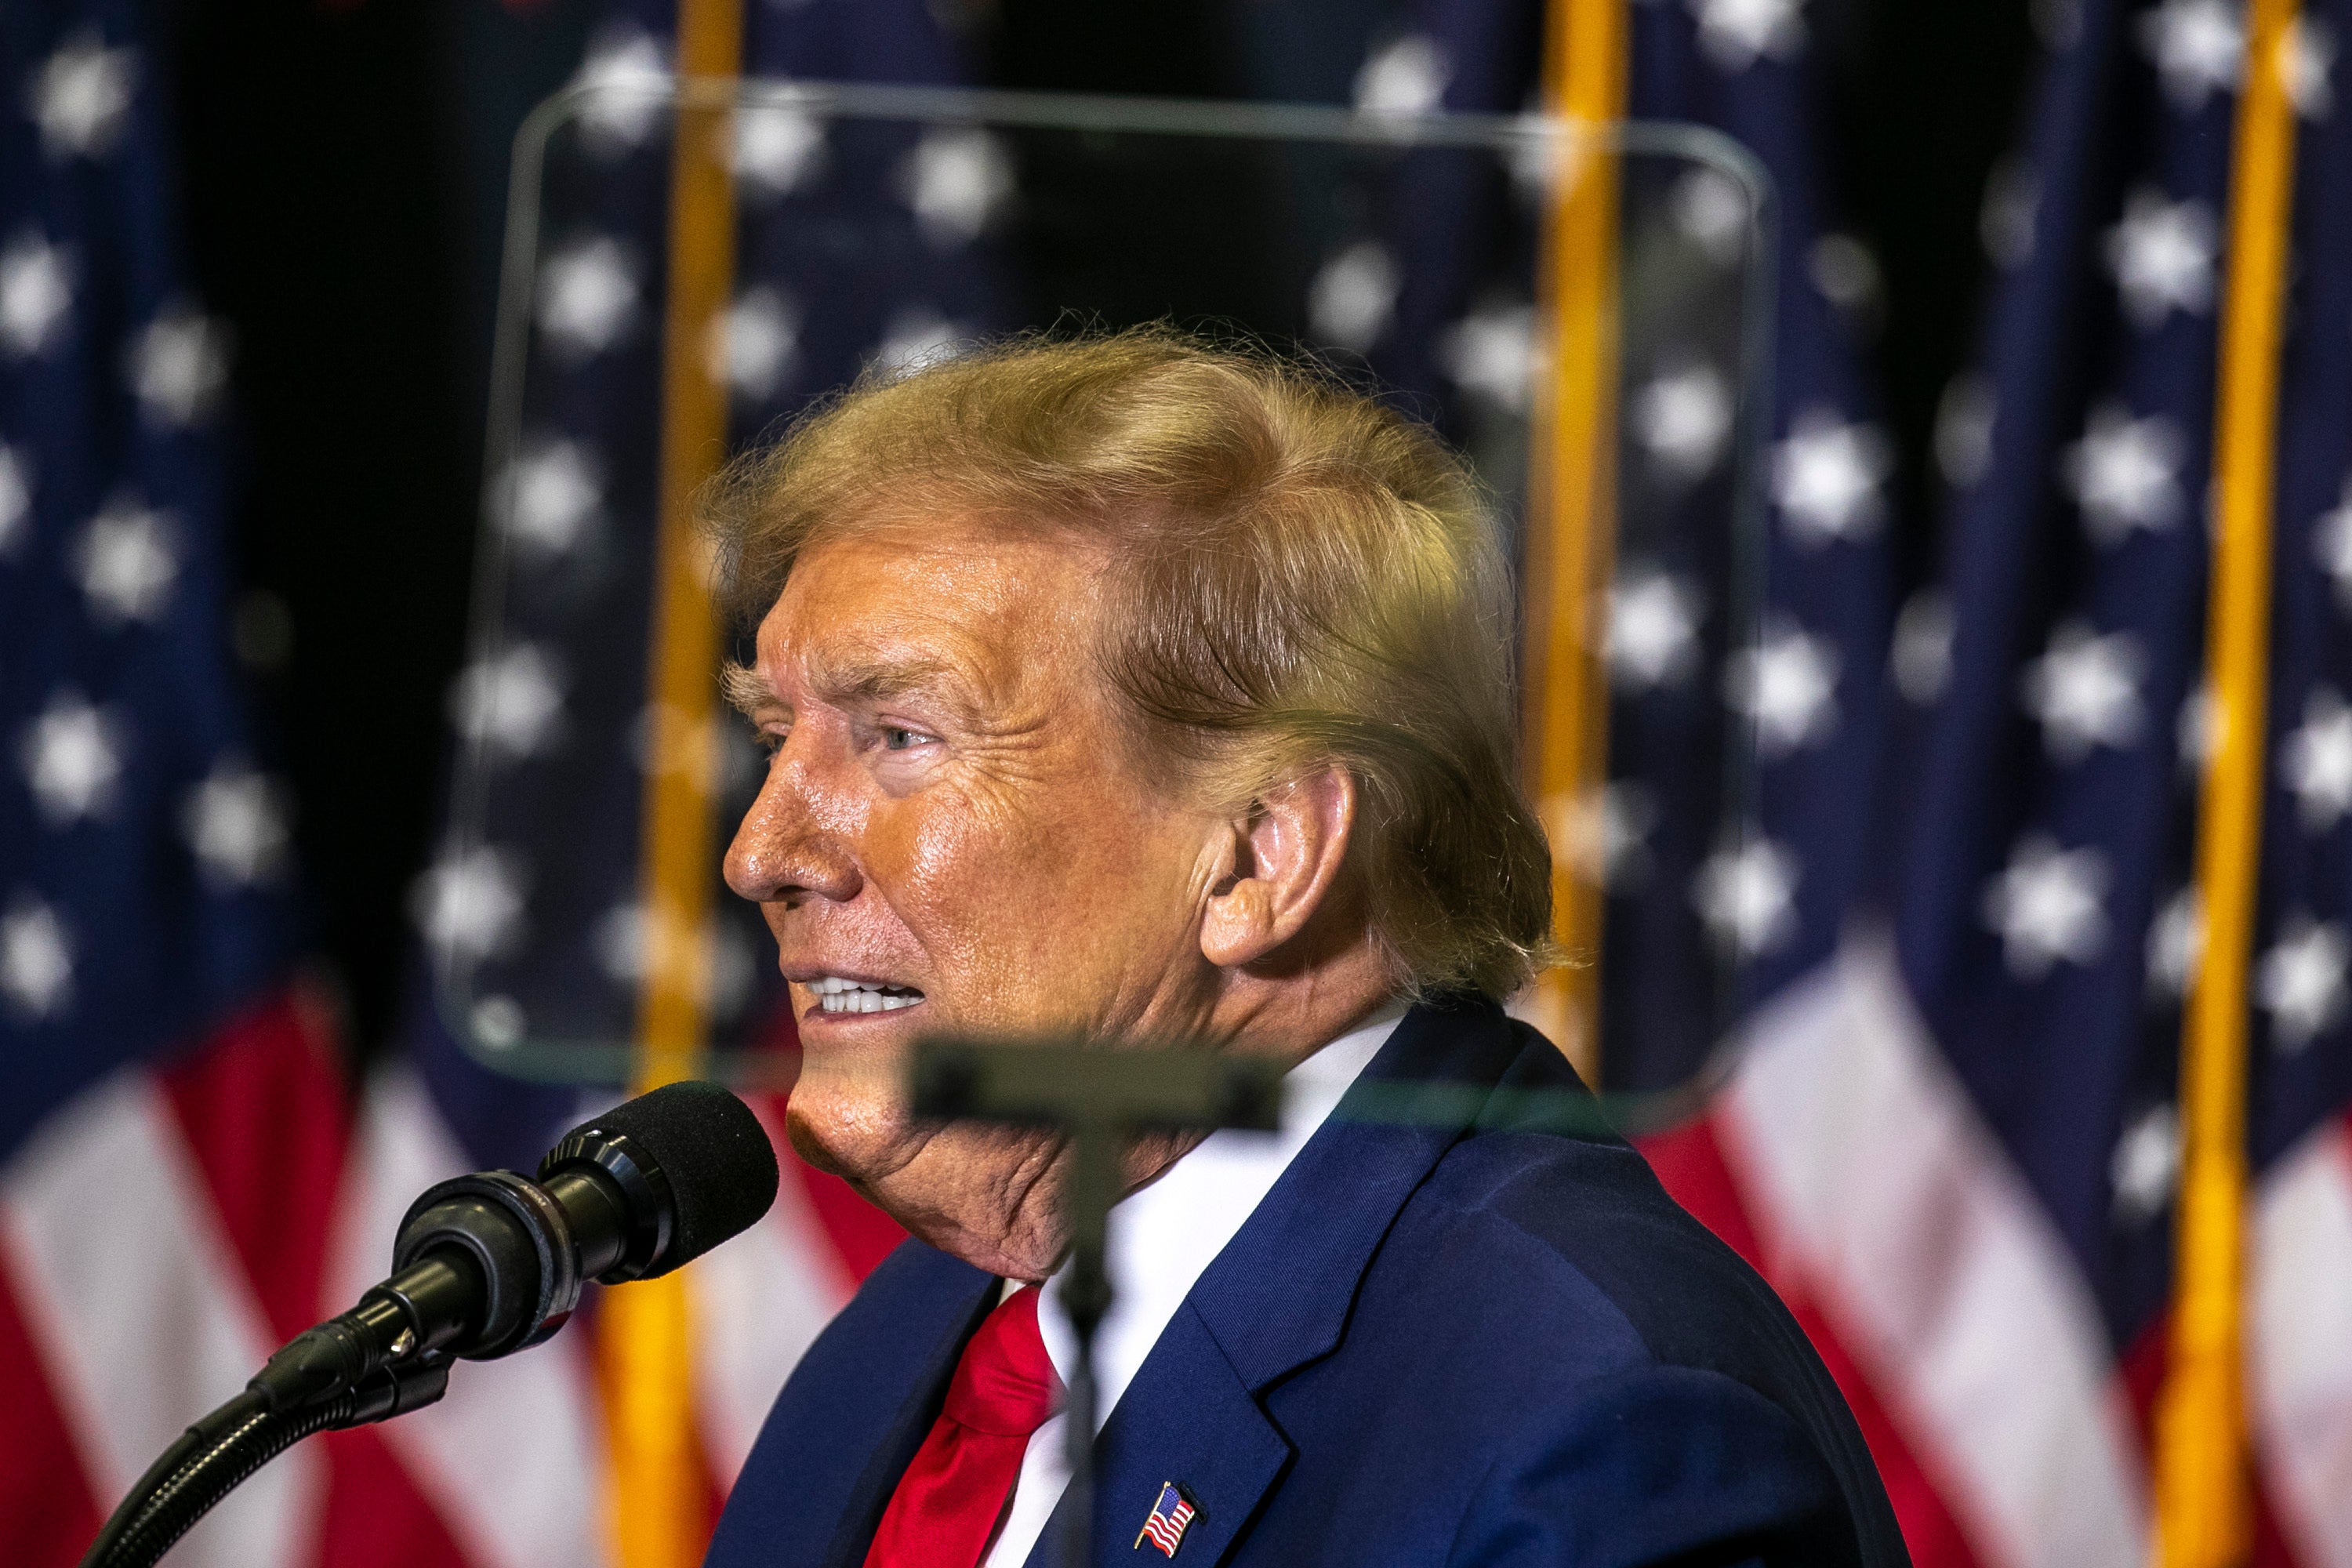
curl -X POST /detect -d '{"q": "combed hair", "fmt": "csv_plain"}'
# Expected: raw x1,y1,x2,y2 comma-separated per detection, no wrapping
702,327,1555,1000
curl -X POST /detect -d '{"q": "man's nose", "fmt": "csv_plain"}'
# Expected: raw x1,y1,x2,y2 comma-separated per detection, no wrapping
723,751,863,906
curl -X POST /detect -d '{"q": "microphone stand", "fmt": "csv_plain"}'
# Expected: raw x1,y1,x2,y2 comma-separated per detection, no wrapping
77,1351,452,1568
909,1038,1283,1567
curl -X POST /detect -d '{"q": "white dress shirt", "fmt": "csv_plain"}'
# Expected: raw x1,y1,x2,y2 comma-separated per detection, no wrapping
978,1002,1407,1568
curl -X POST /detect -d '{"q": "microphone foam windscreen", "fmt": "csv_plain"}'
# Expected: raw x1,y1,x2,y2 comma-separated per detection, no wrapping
589,1080,781,1270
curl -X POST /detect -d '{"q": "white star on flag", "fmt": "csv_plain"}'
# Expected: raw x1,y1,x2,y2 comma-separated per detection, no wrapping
1606,567,1705,690
1632,363,1733,480
592,902,754,1018
2022,620,2147,762
1809,234,1883,321
2284,688,2352,830
1728,620,1841,756
2139,0,2245,110
2111,1103,2182,1224
2259,916,2349,1051
1547,782,1659,891
1980,159,2039,269
1354,34,1450,115
2284,16,2338,118
30,31,134,160
1984,835,2111,978
2062,403,2185,546
413,845,529,965
504,439,602,558
2147,887,2205,998
74,495,180,626
1892,591,1955,706
0,231,74,359
2176,684,2220,772
129,307,231,426
1308,242,1400,354
1771,408,1890,546
2104,188,2217,329
451,644,568,761
572,27,671,154
182,764,292,888
1935,372,1997,488
874,307,971,375
734,100,826,198
1436,300,1540,412
1693,837,1800,956
1670,167,1752,265
1504,119,1573,207
0,897,73,1021
537,237,639,360
2313,475,2352,610
1689,0,1807,74
708,287,800,401
0,444,29,556
902,129,1013,247
469,994,525,1050
20,691,125,826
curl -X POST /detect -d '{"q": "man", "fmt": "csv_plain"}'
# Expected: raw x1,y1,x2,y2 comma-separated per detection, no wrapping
702,331,1905,1567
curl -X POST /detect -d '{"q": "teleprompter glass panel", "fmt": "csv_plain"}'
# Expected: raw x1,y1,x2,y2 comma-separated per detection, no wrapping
433,78,1773,1131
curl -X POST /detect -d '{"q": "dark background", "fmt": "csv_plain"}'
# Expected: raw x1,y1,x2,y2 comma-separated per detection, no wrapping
159,0,2038,1063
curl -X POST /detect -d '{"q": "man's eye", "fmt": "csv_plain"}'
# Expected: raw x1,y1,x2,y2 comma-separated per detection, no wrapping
880,726,921,752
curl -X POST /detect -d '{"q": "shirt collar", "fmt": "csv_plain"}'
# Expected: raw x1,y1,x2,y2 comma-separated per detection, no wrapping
1031,1000,1410,1419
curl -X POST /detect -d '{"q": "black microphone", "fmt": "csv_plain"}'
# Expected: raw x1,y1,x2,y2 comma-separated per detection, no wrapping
80,1080,780,1568
252,1079,782,1409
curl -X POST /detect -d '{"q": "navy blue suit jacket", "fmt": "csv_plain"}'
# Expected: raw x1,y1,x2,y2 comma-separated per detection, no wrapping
706,996,1908,1567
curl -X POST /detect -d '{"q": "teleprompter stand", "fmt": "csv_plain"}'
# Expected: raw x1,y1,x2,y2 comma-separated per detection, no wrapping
908,1039,1285,1567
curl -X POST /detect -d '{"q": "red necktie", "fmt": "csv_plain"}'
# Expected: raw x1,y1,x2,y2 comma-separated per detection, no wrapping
865,1283,1062,1568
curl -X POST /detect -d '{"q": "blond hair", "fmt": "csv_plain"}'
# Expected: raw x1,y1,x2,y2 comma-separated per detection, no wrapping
704,328,1553,999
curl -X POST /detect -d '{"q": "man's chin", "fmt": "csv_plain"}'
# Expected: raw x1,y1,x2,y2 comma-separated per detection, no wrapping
782,1097,895,1185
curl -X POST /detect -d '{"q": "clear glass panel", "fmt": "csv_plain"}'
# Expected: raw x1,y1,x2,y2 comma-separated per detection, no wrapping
437,78,1772,1131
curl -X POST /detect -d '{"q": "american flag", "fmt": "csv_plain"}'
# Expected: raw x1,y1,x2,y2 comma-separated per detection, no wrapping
1382,0,2352,1566
1136,1481,1197,1558
0,1,926,1565
20,0,2352,1565
0,5,365,1566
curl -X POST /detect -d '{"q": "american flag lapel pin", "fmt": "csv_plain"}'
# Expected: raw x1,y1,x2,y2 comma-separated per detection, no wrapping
1134,1481,1198,1557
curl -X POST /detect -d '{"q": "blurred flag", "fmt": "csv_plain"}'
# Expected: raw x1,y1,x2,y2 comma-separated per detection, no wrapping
1288,0,2352,1563
1365,2,2352,1568
0,5,477,1566
364,2,981,1566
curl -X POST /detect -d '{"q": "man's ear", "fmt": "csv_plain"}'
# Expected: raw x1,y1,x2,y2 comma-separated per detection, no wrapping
1200,766,1358,970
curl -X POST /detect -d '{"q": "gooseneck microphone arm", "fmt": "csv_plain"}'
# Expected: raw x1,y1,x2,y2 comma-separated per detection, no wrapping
76,1081,779,1568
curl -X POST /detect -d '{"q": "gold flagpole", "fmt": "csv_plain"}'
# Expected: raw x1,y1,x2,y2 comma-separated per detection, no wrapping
2153,0,2299,1562
1523,0,1625,1083
606,5,741,1566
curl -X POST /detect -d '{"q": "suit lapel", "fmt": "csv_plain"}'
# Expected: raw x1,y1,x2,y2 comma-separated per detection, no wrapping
820,1259,1000,1568
1187,994,1526,1388
1027,996,1534,1564
1028,1305,1290,1566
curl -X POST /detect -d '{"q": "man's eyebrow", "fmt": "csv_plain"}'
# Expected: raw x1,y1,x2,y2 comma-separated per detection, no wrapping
720,662,782,718
805,648,972,711
721,652,980,718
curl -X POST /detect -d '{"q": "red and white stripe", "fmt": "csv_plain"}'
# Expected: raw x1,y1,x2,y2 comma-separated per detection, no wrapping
1642,937,2352,1568
2,1065,324,1568
2252,1114,2352,1568
1644,937,2149,1568
1141,1496,1192,1555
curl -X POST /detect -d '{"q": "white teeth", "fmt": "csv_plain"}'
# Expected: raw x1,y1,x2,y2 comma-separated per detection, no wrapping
804,974,923,1014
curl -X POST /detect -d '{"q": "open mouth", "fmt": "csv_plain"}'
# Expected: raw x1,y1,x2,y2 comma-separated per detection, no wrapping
804,975,925,1015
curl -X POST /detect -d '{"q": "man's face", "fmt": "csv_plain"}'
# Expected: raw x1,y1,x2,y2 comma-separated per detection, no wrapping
723,518,1225,1273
